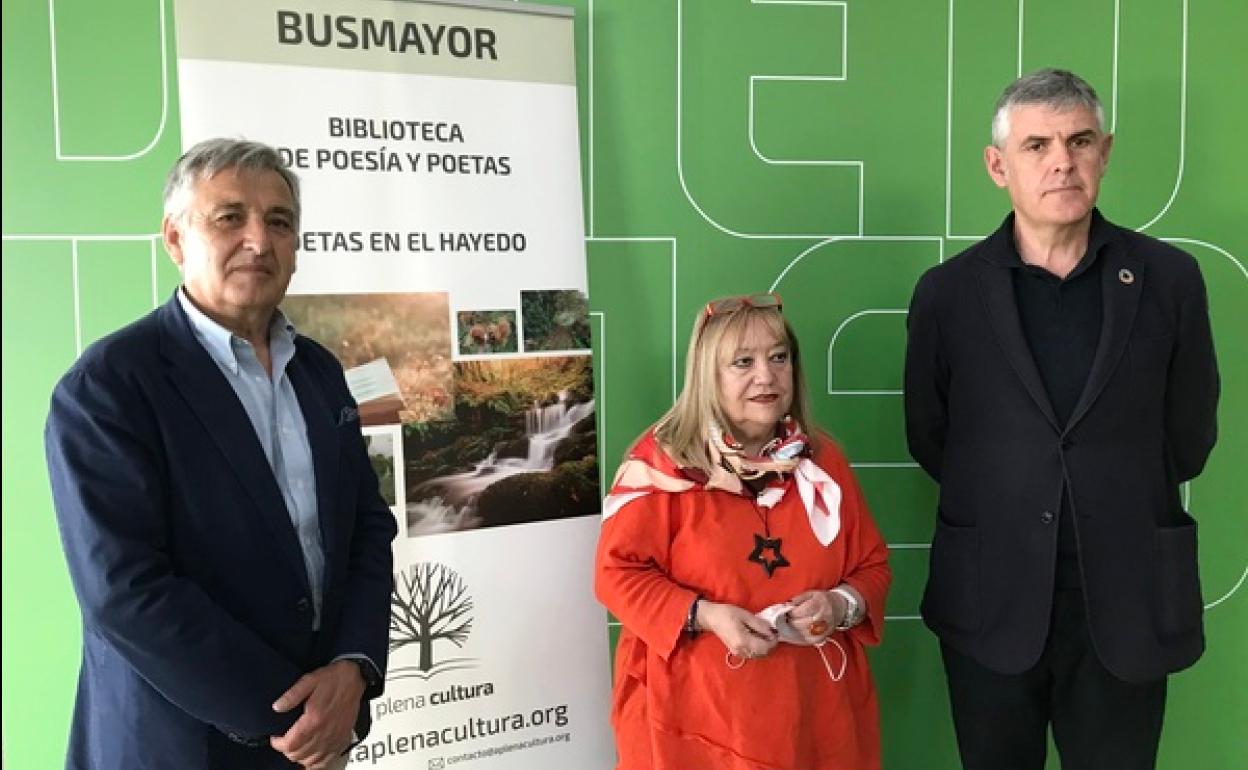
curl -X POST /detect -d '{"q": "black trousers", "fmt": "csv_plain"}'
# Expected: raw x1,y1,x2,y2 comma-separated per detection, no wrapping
940,588,1167,770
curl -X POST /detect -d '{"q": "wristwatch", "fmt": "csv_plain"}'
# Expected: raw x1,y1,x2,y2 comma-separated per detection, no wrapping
830,586,862,630
352,659,381,690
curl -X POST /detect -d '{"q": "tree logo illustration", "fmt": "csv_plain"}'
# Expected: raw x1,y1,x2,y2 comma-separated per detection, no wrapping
389,562,477,679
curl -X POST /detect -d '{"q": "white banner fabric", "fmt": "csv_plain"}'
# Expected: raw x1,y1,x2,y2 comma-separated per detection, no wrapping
172,1,613,768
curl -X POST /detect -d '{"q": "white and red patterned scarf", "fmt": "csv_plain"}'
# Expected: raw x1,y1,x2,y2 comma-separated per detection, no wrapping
602,420,842,546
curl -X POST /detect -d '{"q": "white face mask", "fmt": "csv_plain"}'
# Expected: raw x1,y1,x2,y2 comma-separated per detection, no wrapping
724,602,848,681
756,602,809,645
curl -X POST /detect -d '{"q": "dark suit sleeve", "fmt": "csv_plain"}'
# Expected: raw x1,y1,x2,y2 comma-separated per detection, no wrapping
46,364,305,739
1165,257,1220,481
331,416,397,700
904,270,950,481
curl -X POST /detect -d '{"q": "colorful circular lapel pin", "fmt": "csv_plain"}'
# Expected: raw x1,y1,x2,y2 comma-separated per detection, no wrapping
1118,268,1135,285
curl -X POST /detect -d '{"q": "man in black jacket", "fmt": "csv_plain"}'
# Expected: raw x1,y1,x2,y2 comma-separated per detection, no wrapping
904,69,1219,769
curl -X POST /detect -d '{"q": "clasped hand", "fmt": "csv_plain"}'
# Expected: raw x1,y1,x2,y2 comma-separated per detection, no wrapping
699,588,849,658
786,589,849,644
270,659,365,769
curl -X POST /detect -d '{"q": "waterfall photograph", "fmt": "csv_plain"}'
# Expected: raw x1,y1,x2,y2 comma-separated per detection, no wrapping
278,291,599,538
403,356,599,537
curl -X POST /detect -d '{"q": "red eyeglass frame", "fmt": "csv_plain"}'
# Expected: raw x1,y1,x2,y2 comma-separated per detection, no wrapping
702,292,783,318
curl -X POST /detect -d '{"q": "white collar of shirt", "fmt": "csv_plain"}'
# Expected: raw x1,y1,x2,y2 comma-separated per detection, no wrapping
176,288,297,375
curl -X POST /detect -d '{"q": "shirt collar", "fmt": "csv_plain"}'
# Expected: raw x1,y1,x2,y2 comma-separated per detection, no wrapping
986,208,1113,278
176,288,297,375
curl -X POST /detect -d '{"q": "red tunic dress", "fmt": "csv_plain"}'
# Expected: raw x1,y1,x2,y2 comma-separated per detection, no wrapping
595,434,891,770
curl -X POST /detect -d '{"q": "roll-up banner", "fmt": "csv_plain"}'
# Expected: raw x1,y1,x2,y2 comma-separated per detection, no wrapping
172,0,612,766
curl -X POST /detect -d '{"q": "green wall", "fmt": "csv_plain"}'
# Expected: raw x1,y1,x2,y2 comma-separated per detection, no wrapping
3,1,1244,768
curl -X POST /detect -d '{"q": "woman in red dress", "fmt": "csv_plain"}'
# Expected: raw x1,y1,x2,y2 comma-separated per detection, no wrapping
595,294,892,770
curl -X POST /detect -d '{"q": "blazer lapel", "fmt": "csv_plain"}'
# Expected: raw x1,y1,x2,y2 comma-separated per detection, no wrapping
287,350,340,562
157,299,311,591
973,258,1061,431
1066,242,1143,432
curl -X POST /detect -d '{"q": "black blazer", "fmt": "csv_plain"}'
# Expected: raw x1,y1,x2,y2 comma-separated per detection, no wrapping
45,295,398,769
904,211,1219,683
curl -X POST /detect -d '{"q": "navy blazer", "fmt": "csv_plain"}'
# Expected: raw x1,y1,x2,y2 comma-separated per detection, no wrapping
45,295,397,769
904,211,1219,683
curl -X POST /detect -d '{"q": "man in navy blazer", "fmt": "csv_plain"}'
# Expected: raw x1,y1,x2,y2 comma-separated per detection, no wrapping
45,138,398,769
905,70,1219,769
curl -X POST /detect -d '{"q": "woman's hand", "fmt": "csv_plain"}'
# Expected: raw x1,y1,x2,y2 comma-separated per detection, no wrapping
787,589,847,644
696,600,779,660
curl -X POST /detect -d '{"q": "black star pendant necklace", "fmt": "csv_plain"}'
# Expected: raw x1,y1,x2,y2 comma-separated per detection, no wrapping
746,500,789,578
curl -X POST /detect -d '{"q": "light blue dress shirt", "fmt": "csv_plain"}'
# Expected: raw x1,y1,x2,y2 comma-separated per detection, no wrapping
177,289,326,627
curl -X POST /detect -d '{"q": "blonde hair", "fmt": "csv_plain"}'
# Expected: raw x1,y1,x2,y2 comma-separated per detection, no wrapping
651,304,816,473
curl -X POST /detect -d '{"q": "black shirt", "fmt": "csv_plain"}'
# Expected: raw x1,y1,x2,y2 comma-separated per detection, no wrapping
1009,224,1107,427
1007,212,1112,588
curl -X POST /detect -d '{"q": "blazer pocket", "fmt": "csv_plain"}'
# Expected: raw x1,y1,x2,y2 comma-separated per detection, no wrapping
1152,518,1203,639
923,515,980,633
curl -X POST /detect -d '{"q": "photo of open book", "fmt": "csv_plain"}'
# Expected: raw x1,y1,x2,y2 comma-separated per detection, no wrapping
345,358,407,426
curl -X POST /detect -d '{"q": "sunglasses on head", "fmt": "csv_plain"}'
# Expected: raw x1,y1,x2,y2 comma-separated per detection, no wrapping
703,292,783,318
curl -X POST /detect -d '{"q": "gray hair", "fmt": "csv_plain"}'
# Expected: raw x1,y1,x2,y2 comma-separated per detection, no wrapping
162,138,301,223
991,68,1104,147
